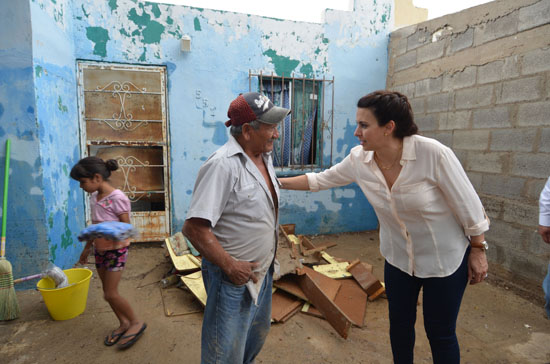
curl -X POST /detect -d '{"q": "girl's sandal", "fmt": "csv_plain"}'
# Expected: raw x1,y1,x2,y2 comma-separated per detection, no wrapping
104,329,127,346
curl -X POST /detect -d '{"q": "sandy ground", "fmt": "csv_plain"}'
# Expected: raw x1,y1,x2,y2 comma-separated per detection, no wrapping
1,230,550,364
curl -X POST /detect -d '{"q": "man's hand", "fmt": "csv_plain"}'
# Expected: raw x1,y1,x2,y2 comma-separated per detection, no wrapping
539,225,550,244
468,248,488,285
224,260,259,286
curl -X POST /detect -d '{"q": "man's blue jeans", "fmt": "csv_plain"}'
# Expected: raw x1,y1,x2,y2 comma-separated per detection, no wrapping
201,258,273,364
384,247,469,364
543,262,550,319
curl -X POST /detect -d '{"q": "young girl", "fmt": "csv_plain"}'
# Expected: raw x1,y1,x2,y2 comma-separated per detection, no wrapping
70,156,146,349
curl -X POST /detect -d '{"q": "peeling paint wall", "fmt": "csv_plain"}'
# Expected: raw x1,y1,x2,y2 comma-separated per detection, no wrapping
2,0,394,281
0,0,49,287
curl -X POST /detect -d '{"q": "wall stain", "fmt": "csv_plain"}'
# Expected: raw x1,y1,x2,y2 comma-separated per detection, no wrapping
57,96,68,113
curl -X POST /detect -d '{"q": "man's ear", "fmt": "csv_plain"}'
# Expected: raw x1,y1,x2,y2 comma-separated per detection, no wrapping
241,123,252,141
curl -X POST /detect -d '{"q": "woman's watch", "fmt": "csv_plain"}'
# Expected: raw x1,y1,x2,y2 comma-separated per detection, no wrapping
470,240,489,251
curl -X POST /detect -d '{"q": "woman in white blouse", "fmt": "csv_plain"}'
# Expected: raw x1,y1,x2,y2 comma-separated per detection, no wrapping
280,90,489,364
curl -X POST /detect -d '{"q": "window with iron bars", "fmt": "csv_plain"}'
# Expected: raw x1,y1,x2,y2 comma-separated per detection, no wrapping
249,71,334,171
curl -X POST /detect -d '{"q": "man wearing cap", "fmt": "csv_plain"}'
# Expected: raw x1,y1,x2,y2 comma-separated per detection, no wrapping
183,92,290,364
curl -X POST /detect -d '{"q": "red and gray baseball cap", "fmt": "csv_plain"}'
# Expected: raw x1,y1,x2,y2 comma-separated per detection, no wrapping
225,92,291,128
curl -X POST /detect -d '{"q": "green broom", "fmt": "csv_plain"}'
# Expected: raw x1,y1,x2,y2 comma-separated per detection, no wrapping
0,139,19,320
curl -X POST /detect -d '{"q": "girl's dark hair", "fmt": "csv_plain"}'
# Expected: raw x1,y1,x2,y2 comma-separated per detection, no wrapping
70,156,118,180
357,90,418,139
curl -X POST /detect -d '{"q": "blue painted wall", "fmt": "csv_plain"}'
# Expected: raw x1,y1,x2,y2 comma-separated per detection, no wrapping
0,0,49,287
2,0,393,283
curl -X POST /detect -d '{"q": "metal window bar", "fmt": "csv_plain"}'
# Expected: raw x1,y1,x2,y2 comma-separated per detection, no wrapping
249,71,334,170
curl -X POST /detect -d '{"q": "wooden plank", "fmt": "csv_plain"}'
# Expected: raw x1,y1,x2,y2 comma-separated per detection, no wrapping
273,274,306,301
180,271,207,307
271,289,303,322
333,279,367,327
313,262,352,279
298,270,353,339
165,237,201,272
301,242,337,256
347,261,384,300
297,266,341,301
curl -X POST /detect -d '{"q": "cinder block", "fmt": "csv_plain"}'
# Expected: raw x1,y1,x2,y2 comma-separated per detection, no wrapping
524,178,548,199
453,130,490,150
503,199,539,227
497,76,542,104
502,55,521,79
518,0,550,31
392,82,415,98
517,101,550,126
521,47,550,75
415,113,437,132
394,51,417,72
391,24,418,39
480,174,525,198
453,149,467,166
472,106,511,129
479,194,504,219
438,111,471,130
442,67,476,91
466,171,483,191
486,219,529,248
407,28,429,51
467,151,507,173
478,60,504,84
511,153,550,178
416,41,445,64
449,27,474,54
426,92,451,113
490,128,537,152
409,97,425,115
455,85,493,109
393,37,409,56
526,230,550,255
474,11,519,46
540,128,550,152
432,131,453,147
505,252,547,281
415,77,442,97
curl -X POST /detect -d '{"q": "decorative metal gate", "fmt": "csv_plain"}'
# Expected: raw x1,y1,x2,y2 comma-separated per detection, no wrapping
77,62,171,242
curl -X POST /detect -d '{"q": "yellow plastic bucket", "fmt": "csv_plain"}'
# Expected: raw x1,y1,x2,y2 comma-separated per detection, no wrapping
37,268,93,321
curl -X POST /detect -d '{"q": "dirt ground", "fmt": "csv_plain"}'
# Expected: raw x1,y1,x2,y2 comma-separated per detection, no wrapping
2,231,550,364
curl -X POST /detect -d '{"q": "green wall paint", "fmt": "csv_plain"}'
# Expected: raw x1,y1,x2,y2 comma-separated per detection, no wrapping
86,26,110,57
151,3,161,18
300,64,313,78
57,96,68,113
128,7,150,27
263,49,299,77
194,17,201,31
142,20,165,44
108,0,117,12
35,65,43,77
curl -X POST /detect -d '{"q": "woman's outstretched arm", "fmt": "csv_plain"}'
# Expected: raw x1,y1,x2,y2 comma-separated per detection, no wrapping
279,175,310,190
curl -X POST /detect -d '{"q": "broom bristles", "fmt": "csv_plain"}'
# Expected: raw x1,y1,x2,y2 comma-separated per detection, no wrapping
0,258,20,320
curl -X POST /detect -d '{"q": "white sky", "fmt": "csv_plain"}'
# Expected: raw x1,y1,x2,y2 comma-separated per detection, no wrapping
147,0,494,23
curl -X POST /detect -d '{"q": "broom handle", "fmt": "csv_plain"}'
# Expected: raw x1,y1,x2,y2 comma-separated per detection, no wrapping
1,139,10,258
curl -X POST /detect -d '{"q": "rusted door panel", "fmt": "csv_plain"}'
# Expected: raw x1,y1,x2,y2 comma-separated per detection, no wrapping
78,62,171,242
84,92,162,121
83,69,162,92
85,121,164,142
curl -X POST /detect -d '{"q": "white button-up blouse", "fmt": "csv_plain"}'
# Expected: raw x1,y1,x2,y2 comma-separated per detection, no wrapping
306,135,489,278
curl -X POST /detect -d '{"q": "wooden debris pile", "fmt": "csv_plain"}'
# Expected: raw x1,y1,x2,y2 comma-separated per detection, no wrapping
159,225,385,339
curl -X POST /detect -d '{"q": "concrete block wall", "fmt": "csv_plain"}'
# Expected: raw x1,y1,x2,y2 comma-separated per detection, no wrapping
386,0,550,283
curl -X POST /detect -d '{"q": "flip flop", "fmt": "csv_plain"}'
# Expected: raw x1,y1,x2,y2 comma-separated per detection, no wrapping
104,328,127,346
118,323,147,350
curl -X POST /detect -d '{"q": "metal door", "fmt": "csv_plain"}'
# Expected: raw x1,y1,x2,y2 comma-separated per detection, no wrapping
77,62,171,241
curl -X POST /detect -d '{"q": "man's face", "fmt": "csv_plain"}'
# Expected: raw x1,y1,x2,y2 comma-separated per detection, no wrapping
248,122,280,154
